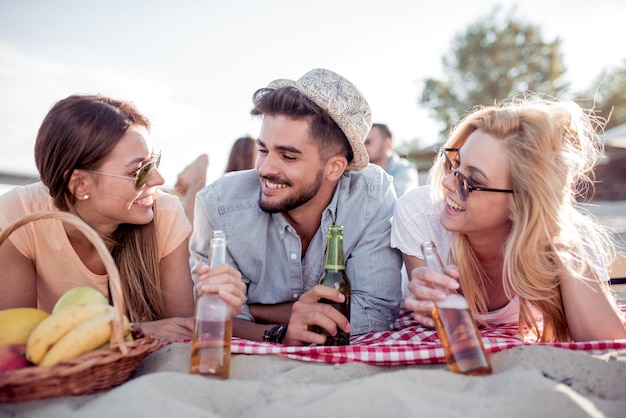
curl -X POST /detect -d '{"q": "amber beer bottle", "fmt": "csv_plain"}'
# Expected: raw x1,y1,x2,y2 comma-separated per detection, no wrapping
189,231,232,378
421,241,492,375
316,225,351,346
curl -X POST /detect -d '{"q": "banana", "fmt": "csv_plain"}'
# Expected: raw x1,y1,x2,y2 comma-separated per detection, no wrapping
97,315,135,349
26,303,113,364
39,310,116,367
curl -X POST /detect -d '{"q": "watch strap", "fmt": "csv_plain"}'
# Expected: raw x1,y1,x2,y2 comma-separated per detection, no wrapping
262,323,288,343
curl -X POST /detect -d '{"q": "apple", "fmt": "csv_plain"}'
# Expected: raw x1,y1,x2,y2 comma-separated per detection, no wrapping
53,286,109,313
0,344,29,372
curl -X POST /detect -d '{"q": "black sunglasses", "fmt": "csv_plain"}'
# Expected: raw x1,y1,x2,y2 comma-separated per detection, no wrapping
441,147,513,201
87,151,161,189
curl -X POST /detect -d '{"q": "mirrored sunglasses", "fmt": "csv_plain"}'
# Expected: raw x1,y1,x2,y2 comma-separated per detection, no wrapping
86,151,161,190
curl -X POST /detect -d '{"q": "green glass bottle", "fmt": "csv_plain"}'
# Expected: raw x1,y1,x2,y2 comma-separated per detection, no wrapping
316,225,351,346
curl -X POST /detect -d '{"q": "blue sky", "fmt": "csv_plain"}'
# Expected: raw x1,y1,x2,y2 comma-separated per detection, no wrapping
0,0,624,189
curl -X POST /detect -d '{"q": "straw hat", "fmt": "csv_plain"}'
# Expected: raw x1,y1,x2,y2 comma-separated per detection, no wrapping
266,68,371,171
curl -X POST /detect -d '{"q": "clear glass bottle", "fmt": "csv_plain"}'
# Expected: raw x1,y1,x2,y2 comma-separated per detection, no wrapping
421,241,492,376
189,230,232,378
315,225,351,346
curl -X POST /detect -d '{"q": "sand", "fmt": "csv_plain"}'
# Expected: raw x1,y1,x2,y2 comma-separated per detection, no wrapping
2,200,625,418
1,342,625,418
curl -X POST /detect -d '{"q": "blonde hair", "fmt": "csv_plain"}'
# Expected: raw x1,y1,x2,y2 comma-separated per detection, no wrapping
430,96,616,342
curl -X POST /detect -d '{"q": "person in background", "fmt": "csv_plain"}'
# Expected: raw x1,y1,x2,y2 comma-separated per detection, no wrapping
391,96,626,342
190,68,403,346
0,94,245,342
364,123,418,197
174,153,209,224
225,135,257,173
174,136,257,222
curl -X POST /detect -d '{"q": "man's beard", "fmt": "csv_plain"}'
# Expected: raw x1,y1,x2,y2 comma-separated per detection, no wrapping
258,169,324,213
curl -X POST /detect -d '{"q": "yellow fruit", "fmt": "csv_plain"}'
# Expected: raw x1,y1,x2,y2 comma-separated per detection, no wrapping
39,311,115,367
39,310,132,366
52,286,108,313
96,315,134,349
26,304,113,364
0,307,50,345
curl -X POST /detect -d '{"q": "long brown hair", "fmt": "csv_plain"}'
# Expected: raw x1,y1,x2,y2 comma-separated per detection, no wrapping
225,136,257,172
35,94,165,321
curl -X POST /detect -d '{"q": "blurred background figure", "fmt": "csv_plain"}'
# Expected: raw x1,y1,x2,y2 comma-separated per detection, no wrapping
364,123,418,197
225,135,257,173
175,136,257,222
174,153,209,223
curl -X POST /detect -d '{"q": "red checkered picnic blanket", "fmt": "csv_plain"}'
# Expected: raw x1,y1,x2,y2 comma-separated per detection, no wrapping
231,309,626,366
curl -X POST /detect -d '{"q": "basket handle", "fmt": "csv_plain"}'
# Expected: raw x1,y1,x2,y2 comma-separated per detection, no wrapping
0,211,128,354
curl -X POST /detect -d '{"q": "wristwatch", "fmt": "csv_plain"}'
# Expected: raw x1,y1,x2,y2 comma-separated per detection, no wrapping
262,323,288,343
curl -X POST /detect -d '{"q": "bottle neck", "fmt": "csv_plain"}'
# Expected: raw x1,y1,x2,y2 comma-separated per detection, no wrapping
421,241,451,295
208,237,226,268
325,231,345,271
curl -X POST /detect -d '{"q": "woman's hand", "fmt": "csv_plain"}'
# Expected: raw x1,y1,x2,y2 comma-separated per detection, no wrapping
193,262,246,316
135,317,195,342
404,264,460,328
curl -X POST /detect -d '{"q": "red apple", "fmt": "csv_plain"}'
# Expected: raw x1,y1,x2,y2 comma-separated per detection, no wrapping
0,343,30,372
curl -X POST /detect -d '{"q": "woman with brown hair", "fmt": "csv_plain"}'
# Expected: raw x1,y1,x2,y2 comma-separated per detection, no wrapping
225,135,257,173
0,94,245,342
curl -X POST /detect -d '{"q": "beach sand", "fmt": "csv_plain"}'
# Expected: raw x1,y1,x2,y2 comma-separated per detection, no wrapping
2,342,625,418
1,200,625,418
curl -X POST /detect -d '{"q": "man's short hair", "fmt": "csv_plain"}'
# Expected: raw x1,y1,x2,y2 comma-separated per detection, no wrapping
251,86,353,165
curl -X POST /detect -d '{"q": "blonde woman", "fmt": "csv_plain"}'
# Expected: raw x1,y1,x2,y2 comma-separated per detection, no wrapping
391,97,626,342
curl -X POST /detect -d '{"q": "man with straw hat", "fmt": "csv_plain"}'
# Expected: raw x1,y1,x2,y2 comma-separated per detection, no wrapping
190,69,402,346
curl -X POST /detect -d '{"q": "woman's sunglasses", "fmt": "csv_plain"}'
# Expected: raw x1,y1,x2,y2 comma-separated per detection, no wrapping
86,151,161,190
441,147,513,201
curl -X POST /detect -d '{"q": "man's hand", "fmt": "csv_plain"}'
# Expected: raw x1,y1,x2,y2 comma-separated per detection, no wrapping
283,285,351,346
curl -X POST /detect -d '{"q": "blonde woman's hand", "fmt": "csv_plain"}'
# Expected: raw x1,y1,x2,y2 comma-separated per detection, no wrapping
404,264,460,328
194,262,246,316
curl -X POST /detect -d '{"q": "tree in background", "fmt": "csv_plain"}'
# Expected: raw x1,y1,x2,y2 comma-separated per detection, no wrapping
575,62,626,131
419,6,569,139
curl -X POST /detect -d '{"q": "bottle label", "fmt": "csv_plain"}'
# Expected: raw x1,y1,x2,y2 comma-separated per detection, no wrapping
324,264,345,270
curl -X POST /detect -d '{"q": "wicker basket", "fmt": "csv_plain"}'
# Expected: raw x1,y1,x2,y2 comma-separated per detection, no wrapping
0,211,161,403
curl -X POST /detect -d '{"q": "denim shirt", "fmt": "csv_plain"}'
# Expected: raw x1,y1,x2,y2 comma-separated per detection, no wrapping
385,152,419,197
190,165,403,335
